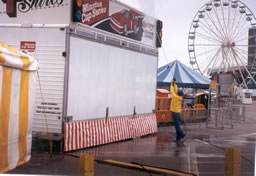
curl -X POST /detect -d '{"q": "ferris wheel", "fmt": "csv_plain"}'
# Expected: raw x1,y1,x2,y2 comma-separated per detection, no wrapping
188,0,256,89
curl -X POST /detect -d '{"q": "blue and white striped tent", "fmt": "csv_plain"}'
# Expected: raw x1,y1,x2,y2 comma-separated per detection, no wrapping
157,60,210,89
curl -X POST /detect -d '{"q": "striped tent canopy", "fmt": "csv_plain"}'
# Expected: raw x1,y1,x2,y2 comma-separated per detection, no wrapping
157,60,210,89
0,42,38,173
0,42,38,71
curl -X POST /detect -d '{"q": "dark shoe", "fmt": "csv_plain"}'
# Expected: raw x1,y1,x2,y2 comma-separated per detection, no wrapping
180,136,187,143
175,139,180,143
175,140,182,146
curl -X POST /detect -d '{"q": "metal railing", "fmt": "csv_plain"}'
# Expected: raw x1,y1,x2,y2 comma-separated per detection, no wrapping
182,106,208,131
206,107,233,130
181,104,246,130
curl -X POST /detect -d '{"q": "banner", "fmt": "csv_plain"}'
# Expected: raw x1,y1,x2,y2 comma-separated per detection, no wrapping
73,0,157,47
0,0,70,24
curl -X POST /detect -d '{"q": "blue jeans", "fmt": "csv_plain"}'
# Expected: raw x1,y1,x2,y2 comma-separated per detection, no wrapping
172,112,185,141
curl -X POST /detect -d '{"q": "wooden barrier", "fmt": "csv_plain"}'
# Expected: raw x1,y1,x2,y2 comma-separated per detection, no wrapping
80,153,94,176
225,148,240,176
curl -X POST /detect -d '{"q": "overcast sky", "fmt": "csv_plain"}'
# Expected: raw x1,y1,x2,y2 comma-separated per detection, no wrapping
119,0,256,68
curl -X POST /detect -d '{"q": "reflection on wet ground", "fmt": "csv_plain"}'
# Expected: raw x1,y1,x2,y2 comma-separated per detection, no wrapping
72,128,255,176
9,103,256,175
9,128,256,176
194,134,255,176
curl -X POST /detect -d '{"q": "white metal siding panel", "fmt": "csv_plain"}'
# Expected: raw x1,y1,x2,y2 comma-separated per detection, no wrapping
33,45,65,134
0,27,66,134
67,36,157,121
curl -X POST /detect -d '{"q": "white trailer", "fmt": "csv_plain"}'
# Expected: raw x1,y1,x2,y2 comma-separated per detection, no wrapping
0,0,161,151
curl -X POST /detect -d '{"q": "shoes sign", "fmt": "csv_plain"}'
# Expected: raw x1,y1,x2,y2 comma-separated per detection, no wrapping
2,0,64,17
0,0,69,24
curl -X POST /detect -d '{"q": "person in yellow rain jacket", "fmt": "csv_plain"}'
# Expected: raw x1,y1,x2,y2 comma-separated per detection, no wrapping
170,78,186,143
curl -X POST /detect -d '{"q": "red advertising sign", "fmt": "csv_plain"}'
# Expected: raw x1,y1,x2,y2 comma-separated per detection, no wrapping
20,41,36,51
73,0,158,47
81,0,109,25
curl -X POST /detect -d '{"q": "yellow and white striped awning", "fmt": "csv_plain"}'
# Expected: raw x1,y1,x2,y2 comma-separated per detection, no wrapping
0,42,38,173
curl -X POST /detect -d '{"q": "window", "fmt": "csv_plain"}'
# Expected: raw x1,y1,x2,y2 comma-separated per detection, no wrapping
244,93,251,99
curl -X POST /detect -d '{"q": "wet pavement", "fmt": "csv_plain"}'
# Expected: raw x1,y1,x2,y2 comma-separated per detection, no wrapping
9,102,256,176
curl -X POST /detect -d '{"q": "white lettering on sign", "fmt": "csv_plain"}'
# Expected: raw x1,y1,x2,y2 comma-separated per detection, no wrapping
142,21,155,40
3,0,64,16
81,2,107,23
20,41,36,51
142,22,155,31
83,2,102,12
144,30,154,40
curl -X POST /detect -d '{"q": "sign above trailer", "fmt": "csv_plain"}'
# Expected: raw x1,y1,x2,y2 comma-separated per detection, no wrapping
72,0,160,47
0,0,161,48
0,0,70,24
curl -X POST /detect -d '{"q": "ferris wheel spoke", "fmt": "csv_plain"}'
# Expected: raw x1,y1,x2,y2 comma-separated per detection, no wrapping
222,49,230,70
234,51,250,70
220,3,229,39
204,11,225,40
194,44,220,46
197,47,220,64
233,47,248,56
236,34,256,45
199,19,223,40
235,44,256,47
216,50,226,74
208,48,223,75
233,49,250,68
234,50,251,66
196,32,222,44
232,22,251,42
230,49,248,88
235,48,256,76
225,50,234,69
228,55,240,75
212,5,228,39
229,4,238,40
195,47,220,57
196,31,223,44
199,20,224,42
232,48,256,85
197,48,220,67
201,48,222,75
227,1,232,39
233,29,252,43
235,36,251,43
236,45,256,48
213,5,227,38
229,11,244,41
226,50,234,70
232,48,247,65
226,49,235,68
230,49,240,68
232,13,250,38
234,47,249,56
234,47,255,66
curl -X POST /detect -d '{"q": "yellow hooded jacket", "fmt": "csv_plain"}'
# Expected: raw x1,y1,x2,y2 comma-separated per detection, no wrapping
170,84,183,113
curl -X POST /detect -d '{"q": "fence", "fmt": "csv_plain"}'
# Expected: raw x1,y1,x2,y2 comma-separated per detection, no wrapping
181,105,208,131
206,107,233,130
181,102,247,130
156,89,248,131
